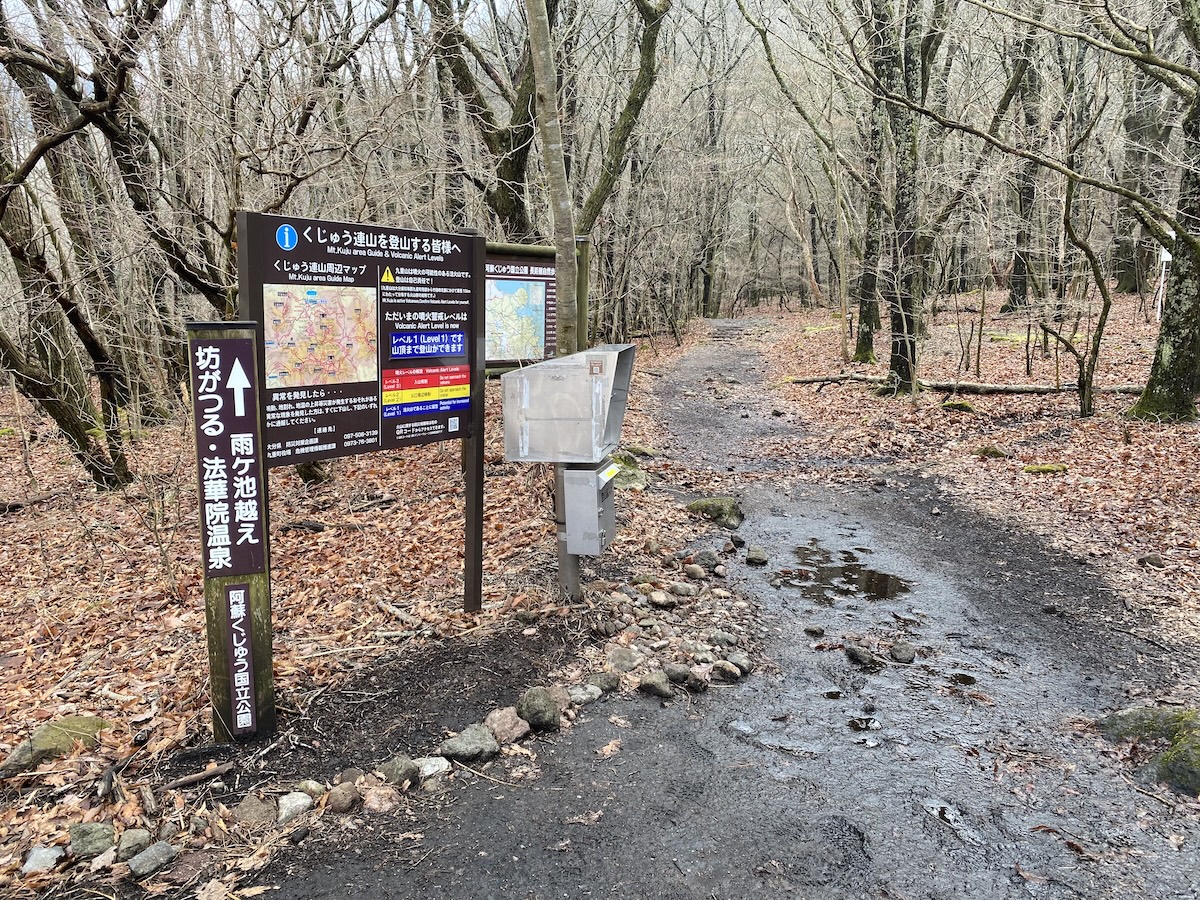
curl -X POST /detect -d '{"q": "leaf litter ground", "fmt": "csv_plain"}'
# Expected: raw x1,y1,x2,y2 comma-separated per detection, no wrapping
2,289,1199,895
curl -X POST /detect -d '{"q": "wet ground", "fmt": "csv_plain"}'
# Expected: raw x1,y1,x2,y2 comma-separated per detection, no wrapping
261,319,1200,899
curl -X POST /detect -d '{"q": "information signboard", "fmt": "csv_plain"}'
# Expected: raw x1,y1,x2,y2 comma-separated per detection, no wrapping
238,211,484,467
485,251,556,365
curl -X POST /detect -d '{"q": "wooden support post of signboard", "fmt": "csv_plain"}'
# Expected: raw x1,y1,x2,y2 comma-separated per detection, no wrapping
575,236,591,352
462,230,486,613
187,323,275,744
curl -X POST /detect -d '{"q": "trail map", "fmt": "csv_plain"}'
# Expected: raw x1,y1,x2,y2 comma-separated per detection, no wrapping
486,279,546,361
263,284,378,387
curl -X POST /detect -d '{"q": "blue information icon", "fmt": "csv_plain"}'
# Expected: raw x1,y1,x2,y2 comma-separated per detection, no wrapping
275,224,298,251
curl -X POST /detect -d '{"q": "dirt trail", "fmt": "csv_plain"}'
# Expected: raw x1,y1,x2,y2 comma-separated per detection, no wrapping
264,318,1200,899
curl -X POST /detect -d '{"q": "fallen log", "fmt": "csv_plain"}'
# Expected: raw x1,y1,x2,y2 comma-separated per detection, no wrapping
785,374,1144,396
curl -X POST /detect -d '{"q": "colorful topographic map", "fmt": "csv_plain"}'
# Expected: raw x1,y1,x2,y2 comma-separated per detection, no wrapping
486,279,546,361
263,284,378,387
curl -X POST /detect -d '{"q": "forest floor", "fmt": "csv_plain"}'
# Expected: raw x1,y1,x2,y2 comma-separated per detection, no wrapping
1,289,1198,897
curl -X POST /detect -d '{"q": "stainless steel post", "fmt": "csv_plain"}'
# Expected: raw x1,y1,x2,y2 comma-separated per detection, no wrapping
554,463,582,603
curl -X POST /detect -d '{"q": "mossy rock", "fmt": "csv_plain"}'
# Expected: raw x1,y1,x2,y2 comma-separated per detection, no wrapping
0,715,113,777
686,496,744,530
612,464,648,491
974,445,1010,459
942,399,977,414
1099,706,1200,795
623,444,660,458
1023,463,1068,475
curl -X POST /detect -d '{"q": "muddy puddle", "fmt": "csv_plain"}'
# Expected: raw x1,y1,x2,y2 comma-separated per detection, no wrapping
769,539,912,606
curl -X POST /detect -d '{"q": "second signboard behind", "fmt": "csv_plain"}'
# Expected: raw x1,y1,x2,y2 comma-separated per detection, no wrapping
238,212,484,467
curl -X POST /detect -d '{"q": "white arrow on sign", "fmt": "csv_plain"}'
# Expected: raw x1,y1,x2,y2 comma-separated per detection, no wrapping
227,358,252,417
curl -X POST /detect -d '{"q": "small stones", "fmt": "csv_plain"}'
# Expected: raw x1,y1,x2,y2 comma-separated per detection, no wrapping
22,845,64,875
117,829,152,862
730,533,746,548
711,661,743,682
517,686,563,732
845,645,884,670
1138,552,1166,569
296,779,327,800
415,756,452,780
638,671,674,698
337,767,365,785
725,651,754,676
438,724,500,763
683,564,707,580
709,630,739,648
325,782,361,814
69,822,114,860
587,672,621,693
605,646,645,674
277,791,314,825
232,792,277,828
485,706,531,744
694,549,721,571
377,754,420,788
648,590,678,609
664,662,692,684
804,624,825,637
361,785,403,815
127,841,177,880
668,581,698,597
711,588,732,600
890,641,917,664
568,684,603,706
745,545,769,566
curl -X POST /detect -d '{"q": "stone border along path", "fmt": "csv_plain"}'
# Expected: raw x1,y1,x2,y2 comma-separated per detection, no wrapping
18,508,762,888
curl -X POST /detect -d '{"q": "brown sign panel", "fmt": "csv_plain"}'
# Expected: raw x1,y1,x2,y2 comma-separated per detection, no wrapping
237,211,482,466
223,583,258,736
484,252,557,366
188,334,268,578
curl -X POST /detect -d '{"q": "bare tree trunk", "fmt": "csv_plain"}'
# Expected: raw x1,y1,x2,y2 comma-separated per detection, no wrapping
525,0,578,353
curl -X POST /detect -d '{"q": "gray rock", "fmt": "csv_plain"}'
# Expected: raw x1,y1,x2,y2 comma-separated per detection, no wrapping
277,791,314,825
605,646,644,674
296,779,326,799
745,545,769,566
726,651,754,676
325,782,360,813
439,724,500,762
638,671,674,698
648,590,677,609
117,828,152,862
415,756,452,779
669,581,699,597
709,630,739,648
683,564,707,580
336,767,364,785
730,533,746,548
127,841,177,880
587,672,621,693
663,662,692,684
378,754,420,788
232,792,277,828
189,815,208,835
693,651,718,665
1139,552,1166,569
568,684,603,706
845,645,882,668
21,845,64,874
712,661,743,682
517,686,564,732
685,668,711,692
362,785,403,814
69,822,114,859
804,624,825,637
485,706,531,744
694,549,721,571
0,715,112,777
890,641,917,664
157,822,179,842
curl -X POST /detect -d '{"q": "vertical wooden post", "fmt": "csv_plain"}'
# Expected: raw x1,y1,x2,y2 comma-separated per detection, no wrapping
576,235,591,352
461,230,486,613
187,323,275,743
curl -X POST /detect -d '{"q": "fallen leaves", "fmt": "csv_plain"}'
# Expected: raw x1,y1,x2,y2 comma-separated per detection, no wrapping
595,739,622,759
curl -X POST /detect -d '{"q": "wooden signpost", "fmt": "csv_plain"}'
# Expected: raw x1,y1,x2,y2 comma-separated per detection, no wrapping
186,323,275,743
